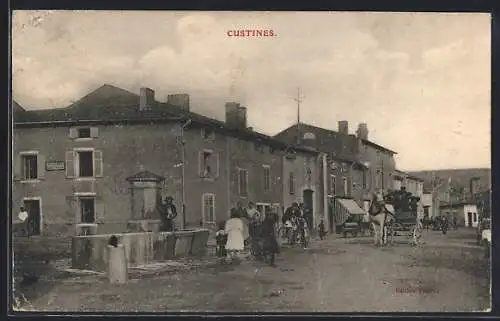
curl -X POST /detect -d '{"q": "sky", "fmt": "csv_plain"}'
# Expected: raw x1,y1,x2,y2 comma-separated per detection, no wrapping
12,11,491,171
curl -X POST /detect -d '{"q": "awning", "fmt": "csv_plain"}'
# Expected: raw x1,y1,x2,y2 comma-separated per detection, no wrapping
334,198,367,224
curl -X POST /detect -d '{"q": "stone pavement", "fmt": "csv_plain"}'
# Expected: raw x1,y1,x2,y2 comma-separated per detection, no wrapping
15,228,490,313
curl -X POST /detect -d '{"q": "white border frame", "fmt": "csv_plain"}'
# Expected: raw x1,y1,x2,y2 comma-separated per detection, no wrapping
22,196,43,235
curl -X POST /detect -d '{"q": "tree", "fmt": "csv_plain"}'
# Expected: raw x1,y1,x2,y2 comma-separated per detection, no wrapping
476,190,491,219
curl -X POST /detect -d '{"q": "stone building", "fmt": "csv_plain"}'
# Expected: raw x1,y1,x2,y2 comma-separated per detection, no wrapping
281,144,322,228
12,84,317,236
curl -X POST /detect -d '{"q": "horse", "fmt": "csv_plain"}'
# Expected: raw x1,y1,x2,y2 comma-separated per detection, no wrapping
368,192,395,246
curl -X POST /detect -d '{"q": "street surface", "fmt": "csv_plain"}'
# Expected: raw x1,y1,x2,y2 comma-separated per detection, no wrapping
16,228,490,313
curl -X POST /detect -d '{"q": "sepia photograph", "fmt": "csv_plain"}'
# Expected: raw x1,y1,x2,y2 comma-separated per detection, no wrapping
11,10,491,313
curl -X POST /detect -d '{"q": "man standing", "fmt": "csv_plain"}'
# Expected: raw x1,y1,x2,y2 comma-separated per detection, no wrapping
18,206,29,236
247,202,262,251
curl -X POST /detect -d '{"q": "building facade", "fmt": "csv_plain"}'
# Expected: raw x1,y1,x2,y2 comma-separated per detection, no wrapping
440,203,479,228
274,120,396,233
13,85,318,237
282,147,322,228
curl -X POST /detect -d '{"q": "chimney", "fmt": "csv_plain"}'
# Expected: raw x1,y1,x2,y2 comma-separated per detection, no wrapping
356,123,369,140
225,102,247,128
338,120,348,135
167,93,190,112
139,87,155,111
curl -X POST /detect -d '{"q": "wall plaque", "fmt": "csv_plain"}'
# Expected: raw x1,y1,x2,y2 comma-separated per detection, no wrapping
46,161,65,171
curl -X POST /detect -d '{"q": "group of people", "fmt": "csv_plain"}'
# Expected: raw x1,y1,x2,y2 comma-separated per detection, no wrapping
216,201,280,266
281,202,314,247
421,214,454,234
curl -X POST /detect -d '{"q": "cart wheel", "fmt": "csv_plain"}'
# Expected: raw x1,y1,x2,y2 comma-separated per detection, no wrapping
412,224,423,246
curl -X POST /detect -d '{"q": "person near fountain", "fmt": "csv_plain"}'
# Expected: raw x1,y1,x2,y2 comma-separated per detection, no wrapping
157,196,177,232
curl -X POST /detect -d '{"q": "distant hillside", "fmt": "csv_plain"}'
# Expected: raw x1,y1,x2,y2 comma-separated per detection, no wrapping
408,168,491,197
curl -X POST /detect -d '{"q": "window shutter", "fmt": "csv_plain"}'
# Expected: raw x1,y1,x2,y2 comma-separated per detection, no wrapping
95,196,104,224
212,153,219,178
13,154,21,181
198,151,203,177
94,150,103,177
90,127,99,138
69,128,78,139
37,154,46,180
65,150,75,178
66,195,78,224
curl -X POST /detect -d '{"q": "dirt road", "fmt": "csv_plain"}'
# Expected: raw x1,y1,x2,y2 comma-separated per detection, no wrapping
17,228,490,313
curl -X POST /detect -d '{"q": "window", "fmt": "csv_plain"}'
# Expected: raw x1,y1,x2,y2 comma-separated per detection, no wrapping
78,127,91,139
80,197,95,223
263,165,271,191
199,150,218,178
343,177,348,196
66,149,103,179
202,193,215,223
69,127,98,139
289,172,295,195
22,154,38,180
362,171,367,189
256,203,272,218
78,151,94,177
473,213,477,222
330,175,336,195
254,142,264,152
201,128,215,141
238,168,248,196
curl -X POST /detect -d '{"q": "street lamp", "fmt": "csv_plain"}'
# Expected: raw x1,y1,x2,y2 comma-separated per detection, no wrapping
180,119,192,230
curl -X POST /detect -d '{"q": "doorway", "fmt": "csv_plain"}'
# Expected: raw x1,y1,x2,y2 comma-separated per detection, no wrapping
467,212,473,227
302,189,314,227
23,198,41,235
327,197,334,233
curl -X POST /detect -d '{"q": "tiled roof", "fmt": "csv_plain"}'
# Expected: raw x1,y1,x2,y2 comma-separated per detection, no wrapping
13,84,318,155
274,123,397,155
126,170,166,182
393,169,425,182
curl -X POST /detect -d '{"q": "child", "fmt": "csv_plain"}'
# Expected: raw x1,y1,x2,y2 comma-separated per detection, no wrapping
318,219,327,240
215,221,228,261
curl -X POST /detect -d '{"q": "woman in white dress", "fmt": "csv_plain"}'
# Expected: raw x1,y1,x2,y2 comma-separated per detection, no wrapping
225,212,245,260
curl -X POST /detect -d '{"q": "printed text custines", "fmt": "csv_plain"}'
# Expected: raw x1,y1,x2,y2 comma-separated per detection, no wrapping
227,29,276,37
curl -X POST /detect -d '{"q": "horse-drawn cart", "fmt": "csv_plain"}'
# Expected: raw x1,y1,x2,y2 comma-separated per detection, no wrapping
369,190,423,246
384,209,423,245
